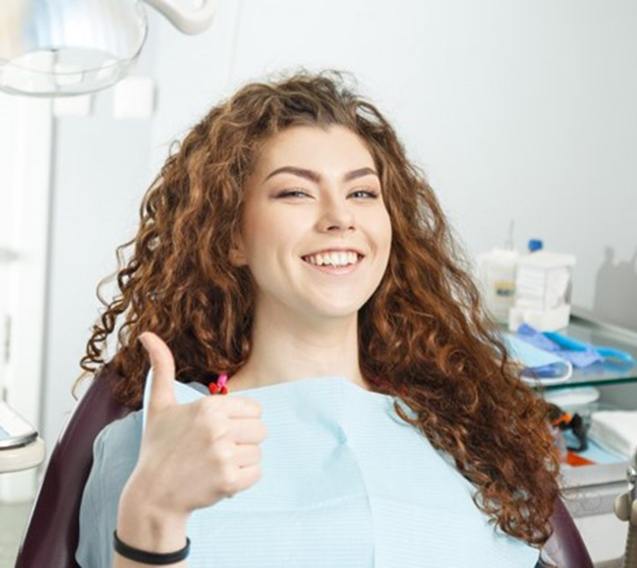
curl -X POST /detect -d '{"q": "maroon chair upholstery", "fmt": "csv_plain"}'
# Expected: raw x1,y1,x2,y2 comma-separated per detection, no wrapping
542,496,594,567
16,364,132,568
15,365,594,567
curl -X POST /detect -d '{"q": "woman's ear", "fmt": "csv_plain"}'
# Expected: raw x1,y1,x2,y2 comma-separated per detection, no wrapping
229,236,247,267
229,249,245,266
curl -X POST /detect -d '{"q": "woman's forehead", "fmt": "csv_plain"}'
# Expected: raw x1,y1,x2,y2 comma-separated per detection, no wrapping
253,125,375,176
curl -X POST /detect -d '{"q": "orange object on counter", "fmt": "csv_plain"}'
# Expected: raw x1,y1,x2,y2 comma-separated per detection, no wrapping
566,451,596,466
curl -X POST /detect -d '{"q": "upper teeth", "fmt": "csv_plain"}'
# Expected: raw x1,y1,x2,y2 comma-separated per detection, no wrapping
304,251,359,266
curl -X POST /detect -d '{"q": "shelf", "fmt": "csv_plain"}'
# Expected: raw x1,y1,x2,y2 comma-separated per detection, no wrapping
505,310,637,517
500,309,637,390
559,428,631,518
562,429,628,465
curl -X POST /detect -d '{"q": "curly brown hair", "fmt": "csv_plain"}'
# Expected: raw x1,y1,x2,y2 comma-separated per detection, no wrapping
73,68,562,548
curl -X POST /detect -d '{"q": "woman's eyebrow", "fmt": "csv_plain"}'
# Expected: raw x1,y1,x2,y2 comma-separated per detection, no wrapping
263,166,378,183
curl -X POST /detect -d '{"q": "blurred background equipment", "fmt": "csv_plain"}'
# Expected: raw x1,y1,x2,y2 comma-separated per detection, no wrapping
476,220,519,324
509,244,576,332
0,0,217,97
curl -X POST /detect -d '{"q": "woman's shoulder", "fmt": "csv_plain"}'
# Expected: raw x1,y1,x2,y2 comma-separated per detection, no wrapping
94,407,142,453
76,409,143,567
89,408,144,498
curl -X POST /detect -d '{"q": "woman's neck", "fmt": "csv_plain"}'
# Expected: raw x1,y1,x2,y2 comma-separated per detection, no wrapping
227,367,374,393
228,300,369,392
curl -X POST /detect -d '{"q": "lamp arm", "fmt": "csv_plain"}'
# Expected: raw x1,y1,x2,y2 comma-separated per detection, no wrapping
143,0,217,35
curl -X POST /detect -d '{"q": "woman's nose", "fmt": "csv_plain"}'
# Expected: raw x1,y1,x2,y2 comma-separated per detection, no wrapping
318,198,356,232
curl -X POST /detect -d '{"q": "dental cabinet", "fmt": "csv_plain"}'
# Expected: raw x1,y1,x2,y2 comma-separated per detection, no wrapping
528,311,637,513
512,309,637,563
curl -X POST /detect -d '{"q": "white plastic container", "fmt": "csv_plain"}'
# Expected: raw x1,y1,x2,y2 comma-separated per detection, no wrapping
508,250,576,331
476,247,519,323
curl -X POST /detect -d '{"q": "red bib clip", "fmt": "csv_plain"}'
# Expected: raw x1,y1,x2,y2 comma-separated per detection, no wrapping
208,372,229,395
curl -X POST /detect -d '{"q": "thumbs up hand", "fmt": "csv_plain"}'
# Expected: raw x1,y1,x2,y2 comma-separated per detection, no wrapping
122,331,267,520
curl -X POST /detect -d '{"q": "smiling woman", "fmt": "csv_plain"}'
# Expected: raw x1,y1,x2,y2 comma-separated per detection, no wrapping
222,122,393,357
72,69,560,567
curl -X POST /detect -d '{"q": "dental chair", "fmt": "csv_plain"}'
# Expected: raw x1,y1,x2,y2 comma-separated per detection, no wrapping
15,363,594,567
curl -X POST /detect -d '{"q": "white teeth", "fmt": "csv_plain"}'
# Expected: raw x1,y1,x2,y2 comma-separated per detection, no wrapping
304,251,359,266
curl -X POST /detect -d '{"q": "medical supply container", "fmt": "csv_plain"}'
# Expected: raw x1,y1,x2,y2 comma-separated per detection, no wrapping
508,247,576,332
476,247,519,324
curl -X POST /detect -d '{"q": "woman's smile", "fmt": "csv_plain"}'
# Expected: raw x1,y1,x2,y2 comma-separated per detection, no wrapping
300,253,365,276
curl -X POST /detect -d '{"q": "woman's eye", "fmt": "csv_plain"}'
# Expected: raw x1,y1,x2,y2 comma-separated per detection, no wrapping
277,190,309,198
350,190,379,199
276,189,379,199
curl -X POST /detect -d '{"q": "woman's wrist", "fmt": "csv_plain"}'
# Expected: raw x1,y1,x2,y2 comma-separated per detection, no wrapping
117,478,190,554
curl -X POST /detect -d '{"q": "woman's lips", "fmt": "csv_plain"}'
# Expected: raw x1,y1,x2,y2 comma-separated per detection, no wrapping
301,254,364,275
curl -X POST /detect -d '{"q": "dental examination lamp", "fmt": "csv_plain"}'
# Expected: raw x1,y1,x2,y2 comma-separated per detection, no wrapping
0,0,217,97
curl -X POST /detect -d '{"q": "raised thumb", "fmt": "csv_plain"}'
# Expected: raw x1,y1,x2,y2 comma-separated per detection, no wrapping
139,331,177,419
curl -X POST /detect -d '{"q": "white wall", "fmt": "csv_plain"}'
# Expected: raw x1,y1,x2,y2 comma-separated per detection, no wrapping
0,92,52,500
39,17,157,458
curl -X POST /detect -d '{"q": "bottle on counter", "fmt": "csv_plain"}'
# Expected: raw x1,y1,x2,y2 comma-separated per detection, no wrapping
477,248,519,323
528,238,543,253
476,221,520,324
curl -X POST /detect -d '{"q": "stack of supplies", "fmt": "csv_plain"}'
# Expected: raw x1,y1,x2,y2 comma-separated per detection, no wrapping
588,410,637,460
500,331,573,385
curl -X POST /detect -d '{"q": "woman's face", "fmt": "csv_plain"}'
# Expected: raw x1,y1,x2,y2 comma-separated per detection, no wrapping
231,124,392,320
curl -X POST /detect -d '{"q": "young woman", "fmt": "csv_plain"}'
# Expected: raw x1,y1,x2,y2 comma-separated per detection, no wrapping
74,69,562,567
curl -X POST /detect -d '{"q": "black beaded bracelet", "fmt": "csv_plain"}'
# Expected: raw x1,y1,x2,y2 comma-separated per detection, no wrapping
113,530,191,565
